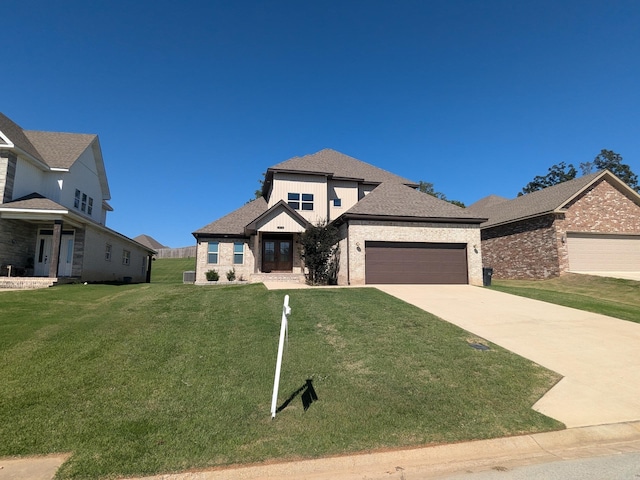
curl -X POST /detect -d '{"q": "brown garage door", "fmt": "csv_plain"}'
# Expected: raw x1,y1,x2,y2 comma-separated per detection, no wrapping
365,241,468,284
567,233,640,272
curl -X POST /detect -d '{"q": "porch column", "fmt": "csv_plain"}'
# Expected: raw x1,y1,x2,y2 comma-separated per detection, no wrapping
49,220,63,278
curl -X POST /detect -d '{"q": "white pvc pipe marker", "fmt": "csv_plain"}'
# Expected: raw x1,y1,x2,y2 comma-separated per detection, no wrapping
270,294,291,419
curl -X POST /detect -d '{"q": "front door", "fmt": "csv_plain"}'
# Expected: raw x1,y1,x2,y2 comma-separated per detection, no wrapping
262,237,293,272
34,230,75,277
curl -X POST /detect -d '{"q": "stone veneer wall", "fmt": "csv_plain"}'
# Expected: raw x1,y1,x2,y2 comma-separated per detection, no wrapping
0,219,38,269
345,220,483,286
481,215,559,280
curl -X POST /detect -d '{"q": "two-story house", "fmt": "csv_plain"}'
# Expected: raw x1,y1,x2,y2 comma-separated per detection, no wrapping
193,149,486,285
0,112,154,287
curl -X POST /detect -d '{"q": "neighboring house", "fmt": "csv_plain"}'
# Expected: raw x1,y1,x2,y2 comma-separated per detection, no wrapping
467,170,640,279
0,112,155,285
193,149,486,285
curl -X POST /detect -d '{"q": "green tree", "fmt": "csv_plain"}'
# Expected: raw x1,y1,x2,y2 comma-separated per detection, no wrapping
418,181,465,207
581,149,639,192
299,221,340,285
519,162,577,196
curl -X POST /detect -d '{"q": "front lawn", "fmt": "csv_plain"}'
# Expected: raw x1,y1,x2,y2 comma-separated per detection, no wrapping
492,274,640,323
0,282,562,479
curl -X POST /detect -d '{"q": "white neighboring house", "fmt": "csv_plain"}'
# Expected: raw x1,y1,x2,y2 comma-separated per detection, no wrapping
193,149,486,285
0,112,155,286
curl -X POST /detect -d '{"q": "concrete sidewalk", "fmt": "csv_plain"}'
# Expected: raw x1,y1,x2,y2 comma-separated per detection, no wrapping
376,285,640,428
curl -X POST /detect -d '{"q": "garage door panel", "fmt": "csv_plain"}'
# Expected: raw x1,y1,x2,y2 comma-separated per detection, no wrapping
567,233,640,272
365,242,468,284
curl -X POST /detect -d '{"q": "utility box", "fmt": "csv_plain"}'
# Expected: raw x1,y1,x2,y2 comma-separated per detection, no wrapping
183,271,196,284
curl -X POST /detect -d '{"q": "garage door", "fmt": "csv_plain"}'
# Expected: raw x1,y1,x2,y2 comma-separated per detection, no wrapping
567,233,640,271
365,241,468,284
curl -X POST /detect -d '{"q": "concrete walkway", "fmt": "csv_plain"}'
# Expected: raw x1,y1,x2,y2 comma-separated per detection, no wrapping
376,285,640,429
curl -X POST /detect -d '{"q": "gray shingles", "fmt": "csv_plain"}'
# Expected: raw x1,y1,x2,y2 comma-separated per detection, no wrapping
0,193,67,211
24,131,96,170
0,112,96,169
270,149,418,186
344,182,486,221
193,197,268,236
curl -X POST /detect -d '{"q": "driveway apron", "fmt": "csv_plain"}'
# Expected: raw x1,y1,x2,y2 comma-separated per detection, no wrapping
375,285,640,428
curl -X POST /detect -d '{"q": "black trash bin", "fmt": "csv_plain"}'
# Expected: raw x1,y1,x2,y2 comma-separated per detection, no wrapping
482,267,493,287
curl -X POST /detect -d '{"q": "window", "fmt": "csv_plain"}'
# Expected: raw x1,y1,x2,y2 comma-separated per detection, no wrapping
74,189,81,208
105,244,112,261
207,242,219,264
333,198,342,207
81,193,87,212
122,249,130,265
88,197,94,215
301,193,314,210
233,242,244,264
288,192,314,210
287,192,300,209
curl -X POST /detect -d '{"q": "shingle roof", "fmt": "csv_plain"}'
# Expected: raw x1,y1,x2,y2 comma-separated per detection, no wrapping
0,192,68,211
0,112,96,169
268,149,418,186
342,182,486,222
133,235,168,250
193,197,268,236
24,130,96,169
473,171,607,228
466,194,509,213
0,113,45,163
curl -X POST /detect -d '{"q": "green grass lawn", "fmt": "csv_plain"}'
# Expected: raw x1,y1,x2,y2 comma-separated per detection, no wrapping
492,274,640,323
150,257,196,284
0,264,562,479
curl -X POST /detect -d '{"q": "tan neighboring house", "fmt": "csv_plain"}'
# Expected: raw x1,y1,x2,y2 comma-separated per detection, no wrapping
467,170,640,279
193,149,486,285
0,112,155,287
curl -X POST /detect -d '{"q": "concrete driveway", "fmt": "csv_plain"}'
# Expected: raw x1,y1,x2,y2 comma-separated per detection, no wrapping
375,285,640,429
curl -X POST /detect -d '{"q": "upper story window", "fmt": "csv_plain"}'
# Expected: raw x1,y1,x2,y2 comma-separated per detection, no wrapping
333,198,342,207
207,242,219,264
288,192,314,211
73,189,94,216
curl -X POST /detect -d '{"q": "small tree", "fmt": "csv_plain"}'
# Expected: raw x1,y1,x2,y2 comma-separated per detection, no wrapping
300,221,340,285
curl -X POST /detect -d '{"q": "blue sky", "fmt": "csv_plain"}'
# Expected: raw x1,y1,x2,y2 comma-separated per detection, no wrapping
3,0,639,247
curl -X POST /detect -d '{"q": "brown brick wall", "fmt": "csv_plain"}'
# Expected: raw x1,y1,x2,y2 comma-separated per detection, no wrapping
481,215,561,279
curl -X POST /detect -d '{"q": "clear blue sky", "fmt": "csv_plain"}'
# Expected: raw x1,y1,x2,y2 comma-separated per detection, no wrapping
3,0,639,247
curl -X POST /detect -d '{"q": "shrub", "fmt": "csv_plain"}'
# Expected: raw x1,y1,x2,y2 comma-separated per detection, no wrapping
205,269,219,281
300,221,340,285
226,268,236,281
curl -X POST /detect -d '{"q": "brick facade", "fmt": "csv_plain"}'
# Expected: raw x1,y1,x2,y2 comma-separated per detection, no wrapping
481,178,640,280
0,219,38,270
0,151,17,204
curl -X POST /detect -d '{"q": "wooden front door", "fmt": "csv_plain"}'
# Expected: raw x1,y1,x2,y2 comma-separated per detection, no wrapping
262,237,293,272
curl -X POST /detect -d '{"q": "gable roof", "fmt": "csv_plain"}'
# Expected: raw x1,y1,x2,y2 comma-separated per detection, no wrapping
193,197,268,237
263,149,418,197
473,170,640,228
24,130,97,170
340,182,486,223
245,200,311,234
